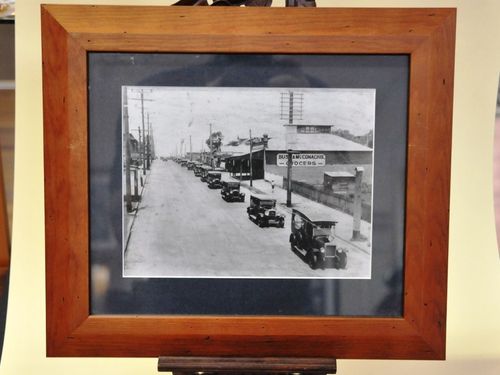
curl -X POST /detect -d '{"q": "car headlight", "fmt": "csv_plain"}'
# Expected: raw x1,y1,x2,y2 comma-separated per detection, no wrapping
320,247,326,253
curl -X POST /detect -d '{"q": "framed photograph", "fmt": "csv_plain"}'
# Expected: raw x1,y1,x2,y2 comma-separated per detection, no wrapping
42,5,455,359
121,85,375,279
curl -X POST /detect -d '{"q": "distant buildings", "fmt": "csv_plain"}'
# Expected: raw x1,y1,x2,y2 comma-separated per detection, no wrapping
128,133,140,165
223,123,373,187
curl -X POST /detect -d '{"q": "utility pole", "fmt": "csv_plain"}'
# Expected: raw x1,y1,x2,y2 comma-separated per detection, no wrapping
149,119,155,160
209,123,213,167
263,133,268,181
286,91,294,207
128,90,153,175
140,91,147,174
137,127,142,163
286,150,293,207
249,129,253,187
146,112,151,170
281,90,303,207
122,88,132,213
352,167,364,240
189,135,192,161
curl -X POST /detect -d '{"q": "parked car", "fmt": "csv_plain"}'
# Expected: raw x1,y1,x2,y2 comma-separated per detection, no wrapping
221,181,245,202
289,209,347,270
200,166,213,182
186,161,195,170
208,176,222,189
194,165,203,177
207,172,223,189
246,194,285,228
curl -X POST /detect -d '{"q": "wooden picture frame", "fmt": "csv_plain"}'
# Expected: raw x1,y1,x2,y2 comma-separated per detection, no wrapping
0,149,9,273
42,5,455,359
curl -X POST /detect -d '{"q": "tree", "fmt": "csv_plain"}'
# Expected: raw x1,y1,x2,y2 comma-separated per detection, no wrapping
332,128,373,148
206,131,224,153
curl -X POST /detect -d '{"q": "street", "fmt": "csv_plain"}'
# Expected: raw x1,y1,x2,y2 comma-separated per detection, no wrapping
124,161,371,278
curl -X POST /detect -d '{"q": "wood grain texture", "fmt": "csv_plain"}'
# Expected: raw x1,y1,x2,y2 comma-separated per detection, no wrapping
0,147,8,270
0,90,14,235
42,5,455,359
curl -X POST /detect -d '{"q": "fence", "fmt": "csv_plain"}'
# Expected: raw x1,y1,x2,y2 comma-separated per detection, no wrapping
283,178,372,223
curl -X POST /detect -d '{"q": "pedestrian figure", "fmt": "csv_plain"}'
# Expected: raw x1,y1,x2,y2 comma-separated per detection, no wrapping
271,180,275,193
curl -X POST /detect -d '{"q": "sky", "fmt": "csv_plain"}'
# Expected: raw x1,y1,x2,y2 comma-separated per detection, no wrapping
124,86,376,157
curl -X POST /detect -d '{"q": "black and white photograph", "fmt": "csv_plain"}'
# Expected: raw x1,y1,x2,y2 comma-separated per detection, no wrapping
122,86,375,278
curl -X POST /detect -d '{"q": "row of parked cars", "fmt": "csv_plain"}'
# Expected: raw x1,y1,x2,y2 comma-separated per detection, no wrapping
174,158,247,201
172,158,347,270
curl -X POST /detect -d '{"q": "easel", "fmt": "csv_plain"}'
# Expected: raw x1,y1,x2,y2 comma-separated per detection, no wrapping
158,357,337,375
159,1,333,374
171,0,316,7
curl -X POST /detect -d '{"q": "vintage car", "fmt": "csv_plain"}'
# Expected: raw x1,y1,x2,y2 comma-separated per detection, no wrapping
247,194,285,228
221,181,245,202
207,172,223,189
289,209,347,270
179,159,188,167
186,161,196,170
194,165,204,177
200,166,213,182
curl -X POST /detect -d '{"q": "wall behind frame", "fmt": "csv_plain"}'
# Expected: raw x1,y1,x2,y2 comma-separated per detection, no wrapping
2,0,499,374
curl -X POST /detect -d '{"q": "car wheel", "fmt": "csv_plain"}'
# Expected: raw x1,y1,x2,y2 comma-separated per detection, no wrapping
258,218,265,227
320,258,326,270
308,253,318,270
338,252,347,269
